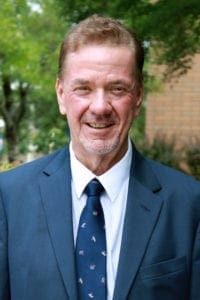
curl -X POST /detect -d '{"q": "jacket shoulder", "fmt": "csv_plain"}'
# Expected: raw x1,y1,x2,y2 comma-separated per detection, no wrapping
0,147,68,187
147,157,199,187
134,146,200,198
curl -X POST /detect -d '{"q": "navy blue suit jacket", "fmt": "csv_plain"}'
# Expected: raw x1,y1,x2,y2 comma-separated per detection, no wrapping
0,145,200,299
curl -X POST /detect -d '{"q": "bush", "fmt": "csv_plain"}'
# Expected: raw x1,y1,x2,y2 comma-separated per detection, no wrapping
137,135,200,180
0,161,19,171
185,140,200,180
137,135,182,171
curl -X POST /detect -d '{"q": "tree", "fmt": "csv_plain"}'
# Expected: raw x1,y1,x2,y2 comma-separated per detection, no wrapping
0,1,31,161
138,0,200,77
56,0,200,144
1,0,199,161
57,0,200,77
0,0,67,161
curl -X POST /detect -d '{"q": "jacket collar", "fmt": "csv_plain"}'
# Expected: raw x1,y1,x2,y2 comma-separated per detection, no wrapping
40,145,163,300
39,147,78,299
113,144,163,299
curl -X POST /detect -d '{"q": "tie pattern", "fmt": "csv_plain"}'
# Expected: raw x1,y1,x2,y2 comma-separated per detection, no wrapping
75,179,107,299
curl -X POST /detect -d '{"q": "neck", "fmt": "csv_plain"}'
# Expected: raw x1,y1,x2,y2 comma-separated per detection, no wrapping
73,143,128,176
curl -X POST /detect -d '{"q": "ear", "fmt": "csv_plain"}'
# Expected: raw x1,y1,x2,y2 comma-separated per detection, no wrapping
55,78,67,115
134,85,143,117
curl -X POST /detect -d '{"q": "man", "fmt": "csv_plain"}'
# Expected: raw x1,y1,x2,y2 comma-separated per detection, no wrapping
0,15,200,300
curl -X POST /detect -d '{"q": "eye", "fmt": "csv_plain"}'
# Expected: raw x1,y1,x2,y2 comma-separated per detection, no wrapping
74,86,91,96
109,85,128,96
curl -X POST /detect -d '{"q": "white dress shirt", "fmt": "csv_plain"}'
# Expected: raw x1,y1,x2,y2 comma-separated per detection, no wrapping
70,140,132,300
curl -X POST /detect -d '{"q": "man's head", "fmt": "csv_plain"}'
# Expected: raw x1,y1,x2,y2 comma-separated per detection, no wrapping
58,14,144,88
56,15,144,174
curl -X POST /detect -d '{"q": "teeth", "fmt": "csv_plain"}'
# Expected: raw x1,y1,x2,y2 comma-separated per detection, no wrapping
89,123,109,129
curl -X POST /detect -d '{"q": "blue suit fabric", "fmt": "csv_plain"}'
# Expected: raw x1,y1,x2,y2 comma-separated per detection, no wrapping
0,144,200,300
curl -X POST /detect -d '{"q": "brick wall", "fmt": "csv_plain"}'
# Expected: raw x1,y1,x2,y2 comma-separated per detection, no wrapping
145,54,200,147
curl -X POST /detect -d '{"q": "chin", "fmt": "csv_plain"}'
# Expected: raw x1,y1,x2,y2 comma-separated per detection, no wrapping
83,139,119,155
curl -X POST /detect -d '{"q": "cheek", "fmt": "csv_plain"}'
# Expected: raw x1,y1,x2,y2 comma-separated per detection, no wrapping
124,96,141,119
116,99,135,122
64,95,88,123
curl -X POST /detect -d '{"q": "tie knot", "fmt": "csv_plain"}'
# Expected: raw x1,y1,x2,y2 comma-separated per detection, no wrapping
85,179,104,197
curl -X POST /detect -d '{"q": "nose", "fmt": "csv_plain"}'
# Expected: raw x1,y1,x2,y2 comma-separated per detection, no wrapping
89,90,112,115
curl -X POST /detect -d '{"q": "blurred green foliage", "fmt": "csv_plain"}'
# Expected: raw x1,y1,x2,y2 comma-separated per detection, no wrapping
136,135,181,171
0,160,19,171
185,139,200,180
1,134,200,182
0,0,199,161
134,135,200,180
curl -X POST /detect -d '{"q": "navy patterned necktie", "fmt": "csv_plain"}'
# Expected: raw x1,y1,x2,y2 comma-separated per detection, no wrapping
75,179,107,299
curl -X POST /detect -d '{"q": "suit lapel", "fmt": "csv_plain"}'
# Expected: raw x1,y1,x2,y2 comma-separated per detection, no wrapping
38,145,164,300
39,148,78,300
113,148,163,300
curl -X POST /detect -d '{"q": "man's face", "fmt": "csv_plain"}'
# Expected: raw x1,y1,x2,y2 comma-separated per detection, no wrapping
56,45,142,165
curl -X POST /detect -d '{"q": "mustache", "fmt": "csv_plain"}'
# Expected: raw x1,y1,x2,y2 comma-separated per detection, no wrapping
84,113,116,123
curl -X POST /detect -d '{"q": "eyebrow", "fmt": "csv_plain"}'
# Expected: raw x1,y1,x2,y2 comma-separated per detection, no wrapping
71,79,132,85
69,78,134,90
108,80,132,86
108,80,135,91
70,79,90,86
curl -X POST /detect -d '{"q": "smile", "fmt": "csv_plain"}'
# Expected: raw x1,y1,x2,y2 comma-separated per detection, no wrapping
87,123,113,129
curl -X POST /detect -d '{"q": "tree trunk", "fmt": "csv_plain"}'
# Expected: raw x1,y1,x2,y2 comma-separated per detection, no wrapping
1,76,28,162
5,124,19,162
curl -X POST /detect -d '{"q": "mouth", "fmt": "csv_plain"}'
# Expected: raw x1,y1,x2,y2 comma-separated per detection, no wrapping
86,122,114,129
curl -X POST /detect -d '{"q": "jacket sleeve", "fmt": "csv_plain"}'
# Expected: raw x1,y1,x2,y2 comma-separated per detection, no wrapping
0,191,10,300
190,221,200,299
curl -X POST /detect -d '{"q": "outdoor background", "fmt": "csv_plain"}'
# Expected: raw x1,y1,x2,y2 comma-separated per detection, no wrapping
0,0,200,179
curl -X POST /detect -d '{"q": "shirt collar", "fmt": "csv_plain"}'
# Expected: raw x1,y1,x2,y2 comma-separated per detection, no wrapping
70,139,132,202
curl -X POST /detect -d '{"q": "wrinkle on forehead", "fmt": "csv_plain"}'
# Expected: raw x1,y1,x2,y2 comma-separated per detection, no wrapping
63,45,135,78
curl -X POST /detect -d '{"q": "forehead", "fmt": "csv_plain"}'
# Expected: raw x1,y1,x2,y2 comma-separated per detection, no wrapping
63,45,135,80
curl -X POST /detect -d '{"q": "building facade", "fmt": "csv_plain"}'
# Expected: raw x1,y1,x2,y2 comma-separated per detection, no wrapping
146,54,200,147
